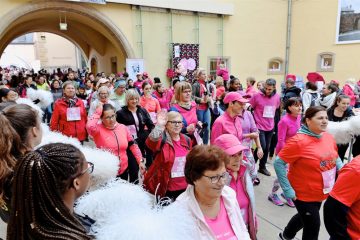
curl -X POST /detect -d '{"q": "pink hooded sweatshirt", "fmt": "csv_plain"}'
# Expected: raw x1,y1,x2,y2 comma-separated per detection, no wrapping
343,84,356,106
249,91,280,131
210,111,243,144
86,108,143,175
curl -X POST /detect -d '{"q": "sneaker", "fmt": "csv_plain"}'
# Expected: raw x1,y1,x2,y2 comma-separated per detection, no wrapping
278,232,285,240
278,232,293,240
268,193,284,206
258,168,271,176
281,193,295,208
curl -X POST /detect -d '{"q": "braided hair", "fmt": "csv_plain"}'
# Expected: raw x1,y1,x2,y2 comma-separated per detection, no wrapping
7,143,93,240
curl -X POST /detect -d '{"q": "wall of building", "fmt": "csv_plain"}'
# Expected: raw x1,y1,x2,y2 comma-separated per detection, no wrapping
290,0,360,84
1,0,359,87
35,32,80,70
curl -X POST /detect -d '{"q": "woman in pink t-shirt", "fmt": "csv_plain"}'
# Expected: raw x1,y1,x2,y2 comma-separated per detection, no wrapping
170,81,202,145
214,134,257,240
139,82,161,123
176,145,251,240
268,97,302,208
144,111,191,200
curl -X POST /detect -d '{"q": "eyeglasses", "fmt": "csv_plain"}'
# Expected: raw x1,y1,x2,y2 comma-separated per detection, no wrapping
183,90,192,94
76,162,94,178
103,114,116,120
202,172,229,184
168,121,183,126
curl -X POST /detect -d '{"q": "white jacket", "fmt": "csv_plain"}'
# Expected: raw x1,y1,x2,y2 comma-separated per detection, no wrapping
176,185,251,240
302,89,320,112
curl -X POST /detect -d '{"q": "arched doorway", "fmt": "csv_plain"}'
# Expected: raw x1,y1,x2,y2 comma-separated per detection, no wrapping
0,1,135,73
90,57,98,74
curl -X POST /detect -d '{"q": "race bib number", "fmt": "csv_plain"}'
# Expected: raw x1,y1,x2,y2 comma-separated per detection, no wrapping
66,107,81,121
194,129,203,145
171,156,186,178
322,167,336,194
127,125,138,140
263,106,275,118
149,112,157,123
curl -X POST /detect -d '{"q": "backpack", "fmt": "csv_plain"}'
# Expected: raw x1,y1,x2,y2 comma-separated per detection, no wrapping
310,92,318,107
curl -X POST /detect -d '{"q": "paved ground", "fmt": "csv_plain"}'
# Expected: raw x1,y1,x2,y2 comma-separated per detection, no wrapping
255,159,329,240
0,158,330,240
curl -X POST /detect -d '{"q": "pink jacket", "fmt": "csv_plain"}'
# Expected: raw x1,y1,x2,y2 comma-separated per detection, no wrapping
216,68,229,81
211,111,243,144
140,95,161,113
245,86,257,98
86,108,143,175
275,113,301,154
343,84,356,106
249,91,280,131
153,91,172,110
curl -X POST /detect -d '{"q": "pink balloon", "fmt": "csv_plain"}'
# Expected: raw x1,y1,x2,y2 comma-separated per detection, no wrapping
179,58,188,69
187,58,196,70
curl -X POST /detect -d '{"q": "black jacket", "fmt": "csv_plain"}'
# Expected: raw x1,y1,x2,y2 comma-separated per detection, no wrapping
327,107,354,122
282,86,301,104
116,106,154,145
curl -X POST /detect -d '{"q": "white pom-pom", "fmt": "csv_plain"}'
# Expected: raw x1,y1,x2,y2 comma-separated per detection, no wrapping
75,180,197,240
26,88,53,109
16,98,44,118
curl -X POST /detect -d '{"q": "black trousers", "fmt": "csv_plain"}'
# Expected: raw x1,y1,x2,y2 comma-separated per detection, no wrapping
337,143,349,161
352,136,360,158
283,199,322,240
254,129,274,169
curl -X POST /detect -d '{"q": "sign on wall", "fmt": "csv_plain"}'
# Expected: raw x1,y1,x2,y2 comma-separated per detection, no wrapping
126,58,145,81
171,43,199,81
336,0,360,43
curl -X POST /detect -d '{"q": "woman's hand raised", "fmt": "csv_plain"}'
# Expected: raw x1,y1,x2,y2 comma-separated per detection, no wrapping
156,109,168,127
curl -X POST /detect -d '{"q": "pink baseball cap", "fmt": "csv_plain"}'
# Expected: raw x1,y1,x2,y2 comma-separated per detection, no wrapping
214,134,247,156
223,92,249,104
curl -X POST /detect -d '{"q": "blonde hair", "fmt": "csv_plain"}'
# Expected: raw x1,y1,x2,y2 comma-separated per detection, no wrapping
167,111,182,122
195,67,206,79
175,81,192,102
215,76,224,86
125,89,140,106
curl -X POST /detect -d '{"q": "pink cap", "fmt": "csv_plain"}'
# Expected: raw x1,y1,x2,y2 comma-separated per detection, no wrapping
223,92,249,104
214,134,247,156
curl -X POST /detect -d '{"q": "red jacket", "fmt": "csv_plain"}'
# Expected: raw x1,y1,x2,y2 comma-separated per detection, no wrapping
144,128,191,197
50,98,88,141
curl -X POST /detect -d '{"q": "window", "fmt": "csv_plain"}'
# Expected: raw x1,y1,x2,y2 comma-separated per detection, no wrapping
208,57,230,79
267,58,284,75
317,52,335,72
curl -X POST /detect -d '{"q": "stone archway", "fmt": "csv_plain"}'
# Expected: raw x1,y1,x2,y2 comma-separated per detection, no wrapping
0,1,135,72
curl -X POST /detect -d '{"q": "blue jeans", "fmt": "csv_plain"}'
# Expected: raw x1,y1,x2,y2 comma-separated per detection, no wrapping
196,108,211,144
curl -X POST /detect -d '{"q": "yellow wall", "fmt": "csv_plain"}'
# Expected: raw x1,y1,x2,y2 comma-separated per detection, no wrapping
290,0,359,84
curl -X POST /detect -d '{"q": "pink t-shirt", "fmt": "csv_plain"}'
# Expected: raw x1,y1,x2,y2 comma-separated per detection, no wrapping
249,91,280,131
198,81,209,111
205,198,237,240
229,166,250,225
171,102,198,127
168,139,188,191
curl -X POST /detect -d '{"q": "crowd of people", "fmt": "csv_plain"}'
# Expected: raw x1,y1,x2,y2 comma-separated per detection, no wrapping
0,65,360,239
